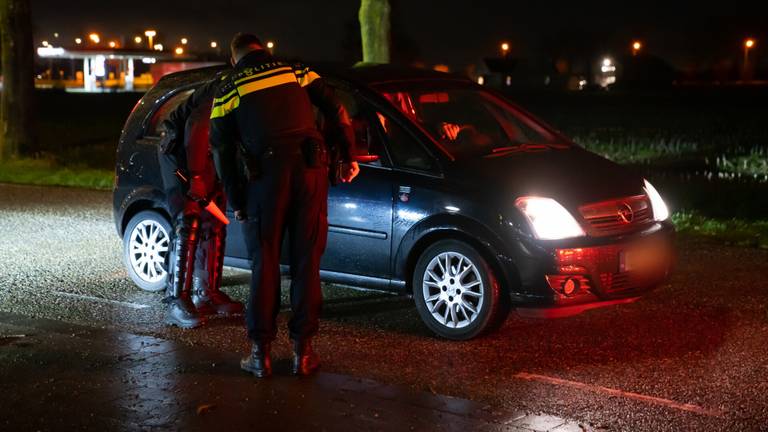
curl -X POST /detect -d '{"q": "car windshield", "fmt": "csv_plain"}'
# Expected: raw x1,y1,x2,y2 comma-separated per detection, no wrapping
377,84,564,159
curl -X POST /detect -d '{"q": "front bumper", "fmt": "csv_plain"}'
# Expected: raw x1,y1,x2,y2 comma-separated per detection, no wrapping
510,221,675,317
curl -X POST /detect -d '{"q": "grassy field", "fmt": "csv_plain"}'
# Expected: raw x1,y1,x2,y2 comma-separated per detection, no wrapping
512,86,768,177
0,158,113,190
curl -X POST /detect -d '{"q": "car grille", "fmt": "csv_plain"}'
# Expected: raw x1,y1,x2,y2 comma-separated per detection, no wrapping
579,195,653,236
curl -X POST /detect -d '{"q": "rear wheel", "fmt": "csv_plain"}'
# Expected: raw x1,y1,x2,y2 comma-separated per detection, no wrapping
412,239,507,340
123,210,172,292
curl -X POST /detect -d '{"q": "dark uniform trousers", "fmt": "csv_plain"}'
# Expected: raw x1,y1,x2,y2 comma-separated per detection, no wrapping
243,142,329,344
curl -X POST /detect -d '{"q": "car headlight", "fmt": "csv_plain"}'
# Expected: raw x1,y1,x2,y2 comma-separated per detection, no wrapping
643,179,669,221
515,197,585,240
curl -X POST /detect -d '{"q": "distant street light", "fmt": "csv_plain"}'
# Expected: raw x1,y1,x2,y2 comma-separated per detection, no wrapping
53,32,59,38
501,42,510,57
109,41,117,48
743,38,756,81
75,38,82,45
267,41,275,50
175,47,184,55
89,33,100,44
181,38,188,45
41,40,49,47
154,44,163,51
210,41,218,49
145,30,157,50
632,41,642,55
134,36,142,44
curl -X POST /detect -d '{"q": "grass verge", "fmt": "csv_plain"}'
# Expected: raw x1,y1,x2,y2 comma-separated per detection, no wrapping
672,211,768,248
0,158,113,190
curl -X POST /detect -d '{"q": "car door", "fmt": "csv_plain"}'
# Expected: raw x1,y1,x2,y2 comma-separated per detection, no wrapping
320,87,395,279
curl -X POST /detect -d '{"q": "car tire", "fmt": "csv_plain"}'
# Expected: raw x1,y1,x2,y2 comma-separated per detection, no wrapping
412,239,507,340
123,210,172,292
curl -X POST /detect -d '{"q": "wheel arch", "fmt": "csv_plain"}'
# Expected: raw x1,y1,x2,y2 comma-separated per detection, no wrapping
119,194,172,237
394,214,521,295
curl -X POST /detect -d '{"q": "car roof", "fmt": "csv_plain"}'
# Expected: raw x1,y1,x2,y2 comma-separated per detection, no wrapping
156,62,472,90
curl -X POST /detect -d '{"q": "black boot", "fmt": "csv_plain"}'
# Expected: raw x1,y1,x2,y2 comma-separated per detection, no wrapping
191,275,216,316
165,295,204,328
240,342,272,378
292,339,320,377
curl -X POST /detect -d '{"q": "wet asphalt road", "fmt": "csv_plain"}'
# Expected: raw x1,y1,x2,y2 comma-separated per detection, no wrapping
1,183,768,431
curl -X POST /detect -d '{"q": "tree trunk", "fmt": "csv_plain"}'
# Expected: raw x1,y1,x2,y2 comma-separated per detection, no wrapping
359,0,390,64
0,0,35,162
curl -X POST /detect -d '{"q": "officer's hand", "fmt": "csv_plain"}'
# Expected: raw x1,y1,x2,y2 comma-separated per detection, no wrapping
187,175,207,202
341,162,360,183
234,209,247,222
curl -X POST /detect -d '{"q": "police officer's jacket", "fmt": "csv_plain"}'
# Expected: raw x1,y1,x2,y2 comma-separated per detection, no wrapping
209,49,355,212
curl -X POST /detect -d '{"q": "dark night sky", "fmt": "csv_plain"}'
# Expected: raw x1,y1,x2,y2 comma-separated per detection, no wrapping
32,0,768,70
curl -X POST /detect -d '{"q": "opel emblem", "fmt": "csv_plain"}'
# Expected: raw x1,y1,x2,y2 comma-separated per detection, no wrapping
618,202,634,224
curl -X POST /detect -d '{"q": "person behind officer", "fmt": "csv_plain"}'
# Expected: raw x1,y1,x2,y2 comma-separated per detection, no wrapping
209,33,359,377
158,75,244,328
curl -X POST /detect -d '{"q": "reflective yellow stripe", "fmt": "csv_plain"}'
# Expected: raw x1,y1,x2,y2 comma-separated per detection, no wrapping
296,70,320,87
234,66,294,85
213,88,238,106
210,95,240,119
237,72,297,97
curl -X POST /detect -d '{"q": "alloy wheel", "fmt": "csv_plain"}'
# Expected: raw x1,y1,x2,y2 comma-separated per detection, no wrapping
422,252,484,329
128,219,170,284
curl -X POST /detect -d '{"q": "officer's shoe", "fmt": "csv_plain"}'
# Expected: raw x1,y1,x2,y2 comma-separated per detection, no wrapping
292,339,320,377
240,342,272,378
165,296,205,329
208,290,245,316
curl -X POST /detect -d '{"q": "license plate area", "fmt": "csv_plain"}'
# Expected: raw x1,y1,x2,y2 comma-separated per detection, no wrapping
619,241,668,273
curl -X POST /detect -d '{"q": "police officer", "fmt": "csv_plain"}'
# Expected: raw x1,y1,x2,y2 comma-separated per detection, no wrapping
210,33,358,377
159,76,244,329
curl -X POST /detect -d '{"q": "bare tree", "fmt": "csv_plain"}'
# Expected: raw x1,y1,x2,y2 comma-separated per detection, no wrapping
359,0,390,64
0,0,35,161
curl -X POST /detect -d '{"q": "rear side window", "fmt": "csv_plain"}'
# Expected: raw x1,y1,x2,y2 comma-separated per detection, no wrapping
146,89,195,137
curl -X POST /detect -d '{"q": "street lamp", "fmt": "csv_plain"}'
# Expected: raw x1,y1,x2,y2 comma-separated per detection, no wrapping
175,47,184,55
134,36,142,44
267,41,275,51
632,41,642,55
109,41,117,48
501,42,510,57
41,40,49,47
154,44,163,52
75,38,82,45
744,38,756,81
89,33,100,44
210,41,218,49
145,30,157,50
181,38,188,45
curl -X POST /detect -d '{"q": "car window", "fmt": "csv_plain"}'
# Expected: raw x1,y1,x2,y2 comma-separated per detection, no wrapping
378,86,560,159
330,86,390,167
146,89,195,137
376,113,436,172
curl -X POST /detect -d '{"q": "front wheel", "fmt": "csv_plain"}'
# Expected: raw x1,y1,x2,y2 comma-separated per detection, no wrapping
123,210,172,292
412,239,508,340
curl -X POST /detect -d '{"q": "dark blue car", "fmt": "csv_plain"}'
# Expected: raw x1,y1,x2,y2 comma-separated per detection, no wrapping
114,65,675,340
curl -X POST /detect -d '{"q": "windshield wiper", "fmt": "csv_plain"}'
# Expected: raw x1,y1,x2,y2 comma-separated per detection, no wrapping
485,143,569,158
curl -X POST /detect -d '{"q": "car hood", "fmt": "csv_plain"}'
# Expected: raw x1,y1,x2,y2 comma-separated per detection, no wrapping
450,146,646,210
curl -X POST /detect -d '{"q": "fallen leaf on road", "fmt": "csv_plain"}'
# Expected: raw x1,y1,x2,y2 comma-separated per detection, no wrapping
196,404,216,415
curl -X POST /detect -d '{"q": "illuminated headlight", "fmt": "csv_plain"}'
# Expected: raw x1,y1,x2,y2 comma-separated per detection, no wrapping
643,179,669,221
515,197,586,240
